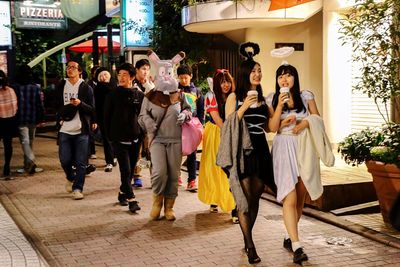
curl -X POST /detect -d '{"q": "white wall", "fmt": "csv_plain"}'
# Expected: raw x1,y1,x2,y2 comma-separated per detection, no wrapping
322,2,353,143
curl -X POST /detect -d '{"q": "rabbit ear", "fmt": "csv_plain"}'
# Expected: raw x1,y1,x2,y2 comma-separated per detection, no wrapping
171,51,185,65
148,50,160,64
207,77,213,92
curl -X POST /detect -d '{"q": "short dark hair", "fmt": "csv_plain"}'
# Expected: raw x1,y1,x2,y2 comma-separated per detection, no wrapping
135,59,150,69
177,64,192,76
117,63,135,77
67,60,82,72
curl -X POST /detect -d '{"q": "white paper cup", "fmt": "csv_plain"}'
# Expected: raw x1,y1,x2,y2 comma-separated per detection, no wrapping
247,90,258,108
279,87,290,103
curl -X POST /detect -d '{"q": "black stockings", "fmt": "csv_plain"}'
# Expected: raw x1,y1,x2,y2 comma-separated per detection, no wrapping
238,176,265,250
2,136,13,176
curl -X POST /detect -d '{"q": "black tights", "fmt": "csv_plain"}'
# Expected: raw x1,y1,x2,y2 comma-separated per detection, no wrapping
1,136,13,176
238,176,265,250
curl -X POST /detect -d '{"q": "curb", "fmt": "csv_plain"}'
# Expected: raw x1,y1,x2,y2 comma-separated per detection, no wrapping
261,193,400,250
0,188,62,267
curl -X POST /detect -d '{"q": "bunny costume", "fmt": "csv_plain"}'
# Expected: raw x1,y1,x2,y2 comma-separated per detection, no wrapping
138,50,191,220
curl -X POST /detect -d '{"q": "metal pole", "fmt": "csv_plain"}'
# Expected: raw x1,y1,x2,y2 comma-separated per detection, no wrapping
42,58,47,89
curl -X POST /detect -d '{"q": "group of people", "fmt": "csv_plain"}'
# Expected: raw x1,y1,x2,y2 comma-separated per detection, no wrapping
200,42,332,265
0,41,333,265
0,66,44,181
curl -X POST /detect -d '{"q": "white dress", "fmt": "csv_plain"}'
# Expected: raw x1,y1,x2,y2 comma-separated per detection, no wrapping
265,90,314,202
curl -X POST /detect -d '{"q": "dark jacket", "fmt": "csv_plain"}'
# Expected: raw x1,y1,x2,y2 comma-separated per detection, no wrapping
179,82,205,124
94,81,114,125
13,83,44,124
104,86,144,142
55,79,95,135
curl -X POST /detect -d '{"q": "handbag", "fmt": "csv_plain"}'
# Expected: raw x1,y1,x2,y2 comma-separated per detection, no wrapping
182,117,203,156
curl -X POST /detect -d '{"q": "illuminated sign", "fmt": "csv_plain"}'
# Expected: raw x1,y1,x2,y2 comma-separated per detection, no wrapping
15,1,67,30
122,0,154,48
0,1,12,46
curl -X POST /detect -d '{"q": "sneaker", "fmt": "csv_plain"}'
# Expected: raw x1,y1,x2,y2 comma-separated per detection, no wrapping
27,163,37,175
128,200,141,213
210,205,218,213
86,164,96,175
65,180,73,193
72,190,84,200
0,176,15,181
104,164,113,172
178,177,183,186
133,178,143,187
90,154,97,159
113,158,118,167
118,192,128,206
293,248,308,264
186,180,197,191
283,238,292,252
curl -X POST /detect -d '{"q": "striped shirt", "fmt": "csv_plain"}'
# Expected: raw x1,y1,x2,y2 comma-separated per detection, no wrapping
0,86,18,118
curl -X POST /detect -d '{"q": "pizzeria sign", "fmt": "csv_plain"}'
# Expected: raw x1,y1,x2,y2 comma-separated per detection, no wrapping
14,1,67,30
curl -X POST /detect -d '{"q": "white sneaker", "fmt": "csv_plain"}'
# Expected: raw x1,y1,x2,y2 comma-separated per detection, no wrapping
105,164,113,172
72,190,84,200
90,154,97,159
65,180,73,193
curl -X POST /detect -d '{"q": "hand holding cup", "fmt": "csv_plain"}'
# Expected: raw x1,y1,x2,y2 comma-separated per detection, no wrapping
279,87,290,103
247,90,258,108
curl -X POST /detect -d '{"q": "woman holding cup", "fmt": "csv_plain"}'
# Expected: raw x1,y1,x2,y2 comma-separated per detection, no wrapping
224,42,275,264
266,63,320,264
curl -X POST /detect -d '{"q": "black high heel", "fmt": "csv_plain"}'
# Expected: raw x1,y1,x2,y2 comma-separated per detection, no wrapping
245,247,261,264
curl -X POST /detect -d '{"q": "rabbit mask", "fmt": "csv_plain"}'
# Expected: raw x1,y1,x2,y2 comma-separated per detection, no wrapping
147,50,185,95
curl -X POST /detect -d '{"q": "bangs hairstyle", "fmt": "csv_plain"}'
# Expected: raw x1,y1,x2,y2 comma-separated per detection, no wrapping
272,64,305,113
235,60,264,102
213,70,235,119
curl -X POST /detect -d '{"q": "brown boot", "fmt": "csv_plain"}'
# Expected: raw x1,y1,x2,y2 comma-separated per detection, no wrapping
164,198,176,221
150,194,164,220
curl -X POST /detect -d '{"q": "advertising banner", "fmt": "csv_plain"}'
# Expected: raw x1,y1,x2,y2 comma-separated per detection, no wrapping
122,0,154,48
0,1,12,46
15,1,67,30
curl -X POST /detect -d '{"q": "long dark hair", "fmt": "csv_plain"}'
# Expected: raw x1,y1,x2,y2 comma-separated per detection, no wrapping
272,64,305,113
213,69,235,120
235,60,264,103
0,70,8,89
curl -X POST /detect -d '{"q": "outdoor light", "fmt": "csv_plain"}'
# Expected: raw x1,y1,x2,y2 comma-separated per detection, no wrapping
54,0,61,6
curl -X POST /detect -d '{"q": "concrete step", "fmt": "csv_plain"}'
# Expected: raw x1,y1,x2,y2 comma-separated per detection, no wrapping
330,201,380,216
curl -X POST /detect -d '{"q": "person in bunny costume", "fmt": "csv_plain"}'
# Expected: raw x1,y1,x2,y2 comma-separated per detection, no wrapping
138,50,192,221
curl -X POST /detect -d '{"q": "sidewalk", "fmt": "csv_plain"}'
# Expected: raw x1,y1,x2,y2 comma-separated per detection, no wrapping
0,136,399,266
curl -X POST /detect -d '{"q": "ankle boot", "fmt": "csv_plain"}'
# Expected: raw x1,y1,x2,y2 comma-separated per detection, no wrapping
164,197,176,221
150,194,164,220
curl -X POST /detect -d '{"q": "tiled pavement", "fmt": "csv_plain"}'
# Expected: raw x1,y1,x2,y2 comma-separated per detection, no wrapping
0,136,399,267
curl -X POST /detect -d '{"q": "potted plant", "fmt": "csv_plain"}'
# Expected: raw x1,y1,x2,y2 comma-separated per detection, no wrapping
337,0,400,224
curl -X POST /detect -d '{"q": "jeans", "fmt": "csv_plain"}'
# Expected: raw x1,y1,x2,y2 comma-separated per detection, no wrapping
112,141,141,199
18,124,36,169
58,132,89,192
186,151,197,182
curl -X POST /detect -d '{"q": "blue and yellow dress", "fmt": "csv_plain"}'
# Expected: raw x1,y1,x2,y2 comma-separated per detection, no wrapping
198,91,236,212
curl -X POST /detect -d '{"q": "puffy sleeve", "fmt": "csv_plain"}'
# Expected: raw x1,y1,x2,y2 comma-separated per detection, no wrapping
205,91,218,113
301,90,314,101
265,92,275,108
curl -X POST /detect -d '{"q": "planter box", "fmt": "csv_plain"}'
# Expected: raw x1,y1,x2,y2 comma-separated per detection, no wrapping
366,161,400,223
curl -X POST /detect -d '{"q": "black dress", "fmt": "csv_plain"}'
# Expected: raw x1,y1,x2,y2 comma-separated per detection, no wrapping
239,103,275,191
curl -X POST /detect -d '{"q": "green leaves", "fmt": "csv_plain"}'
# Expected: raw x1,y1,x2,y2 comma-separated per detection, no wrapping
338,0,400,123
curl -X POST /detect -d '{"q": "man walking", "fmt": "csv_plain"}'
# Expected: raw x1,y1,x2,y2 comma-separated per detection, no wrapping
13,64,44,174
104,63,143,213
55,60,95,200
